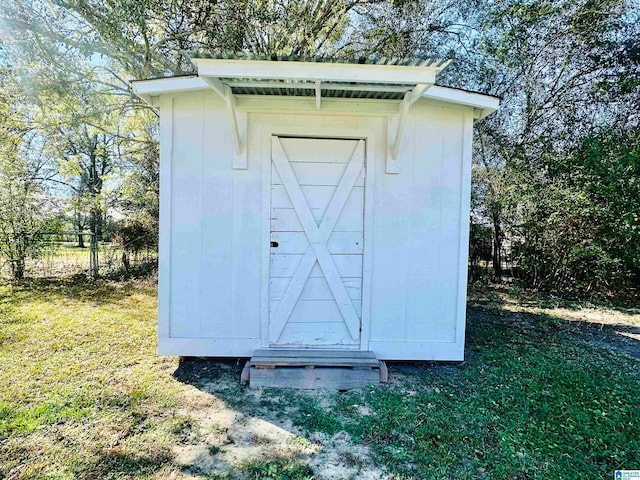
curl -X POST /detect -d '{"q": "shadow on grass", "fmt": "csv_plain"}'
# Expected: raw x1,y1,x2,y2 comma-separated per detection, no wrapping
172,357,247,394
170,301,640,479
0,276,156,307
558,319,640,360
468,286,640,361
467,302,640,361
172,357,251,414
81,449,172,479
470,283,640,315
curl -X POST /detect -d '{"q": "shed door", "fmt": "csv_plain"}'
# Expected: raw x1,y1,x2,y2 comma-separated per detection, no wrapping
269,136,365,346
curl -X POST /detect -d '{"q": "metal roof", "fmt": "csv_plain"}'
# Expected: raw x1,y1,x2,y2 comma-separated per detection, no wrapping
224,79,413,100
132,64,500,166
132,76,500,110
188,53,450,101
189,51,450,68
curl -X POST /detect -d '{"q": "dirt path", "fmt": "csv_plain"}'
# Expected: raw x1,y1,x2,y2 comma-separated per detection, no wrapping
170,359,387,479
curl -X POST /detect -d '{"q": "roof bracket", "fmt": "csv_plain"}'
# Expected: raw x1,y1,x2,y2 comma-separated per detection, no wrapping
203,76,247,169
386,83,432,174
315,80,321,110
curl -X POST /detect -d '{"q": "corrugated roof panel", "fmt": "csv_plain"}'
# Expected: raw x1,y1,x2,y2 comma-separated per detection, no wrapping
189,51,445,69
225,77,413,100
321,89,405,100
230,86,315,97
229,86,408,100
187,53,452,100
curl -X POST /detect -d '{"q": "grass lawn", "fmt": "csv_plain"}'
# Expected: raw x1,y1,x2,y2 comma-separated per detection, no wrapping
0,278,638,479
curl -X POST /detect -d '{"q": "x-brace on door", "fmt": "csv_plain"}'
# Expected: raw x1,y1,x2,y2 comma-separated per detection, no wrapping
269,136,365,346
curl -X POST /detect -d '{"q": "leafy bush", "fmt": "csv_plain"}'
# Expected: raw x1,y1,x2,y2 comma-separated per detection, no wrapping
509,127,640,300
111,221,157,270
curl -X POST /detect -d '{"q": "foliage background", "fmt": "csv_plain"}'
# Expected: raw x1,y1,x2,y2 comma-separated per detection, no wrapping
0,0,638,299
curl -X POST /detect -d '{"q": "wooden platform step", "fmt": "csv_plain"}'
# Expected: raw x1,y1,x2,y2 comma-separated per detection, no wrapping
244,349,386,389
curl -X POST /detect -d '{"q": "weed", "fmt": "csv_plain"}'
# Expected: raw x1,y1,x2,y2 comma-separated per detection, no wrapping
286,435,312,448
169,415,200,444
290,396,342,435
210,421,223,433
242,459,314,480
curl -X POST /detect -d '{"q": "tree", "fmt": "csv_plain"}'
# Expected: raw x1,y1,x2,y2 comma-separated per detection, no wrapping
117,115,160,238
533,127,640,296
55,126,116,242
69,192,90,248
0,70,51,279
346,0,477,59
469,0,639,289
0,159,50,280
1,0,638,296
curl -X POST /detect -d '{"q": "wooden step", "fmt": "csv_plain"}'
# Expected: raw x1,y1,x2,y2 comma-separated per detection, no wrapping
245,349,386,389
251,348,379,368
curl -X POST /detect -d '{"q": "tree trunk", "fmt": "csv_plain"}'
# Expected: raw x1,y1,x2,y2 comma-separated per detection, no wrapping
492,219,502,281
96,211,103,241
89,207,101,241
12,258,25,280
77,233,85,248
121,251,130,270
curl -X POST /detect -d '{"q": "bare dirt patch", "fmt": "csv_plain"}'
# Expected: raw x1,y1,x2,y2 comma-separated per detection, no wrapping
168,359,388,480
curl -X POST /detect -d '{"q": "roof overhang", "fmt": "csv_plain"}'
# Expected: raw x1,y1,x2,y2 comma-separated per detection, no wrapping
133,75,499,119
193,57,447,84
132,58,499,172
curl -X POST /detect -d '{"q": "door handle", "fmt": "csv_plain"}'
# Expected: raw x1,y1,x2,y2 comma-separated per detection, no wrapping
271,241,279,248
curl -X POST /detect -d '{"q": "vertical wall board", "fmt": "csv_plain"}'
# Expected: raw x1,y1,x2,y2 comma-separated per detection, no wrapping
358,126,379,351
199,93,235,338
404,103,445,342
433,106,465,343
456,108,475,354
406,103,464,343
258,115,271,347
368,114,413,342
157,96,173,341
169,93,204,338
230,115,263,340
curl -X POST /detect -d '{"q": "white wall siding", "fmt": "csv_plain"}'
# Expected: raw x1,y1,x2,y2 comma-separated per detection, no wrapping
158,92,474,360
368,100,468,359
169,93,205,338
368,116,413,343
229,112,263,340
199,93,235,338
159,91,261,355
407,102,464,344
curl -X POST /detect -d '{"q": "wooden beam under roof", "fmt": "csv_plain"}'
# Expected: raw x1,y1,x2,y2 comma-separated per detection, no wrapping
192,58,445,85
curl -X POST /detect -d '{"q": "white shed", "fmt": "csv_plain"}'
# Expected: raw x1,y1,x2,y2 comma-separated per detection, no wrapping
133,56,499,370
